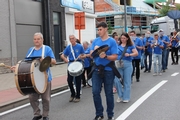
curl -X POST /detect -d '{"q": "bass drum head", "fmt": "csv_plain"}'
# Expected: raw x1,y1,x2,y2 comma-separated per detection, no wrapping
31,60,47,94
87,78,92,87
68,61,83,76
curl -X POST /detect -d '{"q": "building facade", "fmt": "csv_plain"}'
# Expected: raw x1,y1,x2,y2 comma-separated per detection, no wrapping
0,0,66,73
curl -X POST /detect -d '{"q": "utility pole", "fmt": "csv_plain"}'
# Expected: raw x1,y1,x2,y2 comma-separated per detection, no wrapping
124,0,127,32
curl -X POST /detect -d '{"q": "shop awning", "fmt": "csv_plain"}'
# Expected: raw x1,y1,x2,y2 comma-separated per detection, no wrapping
144,0,166,4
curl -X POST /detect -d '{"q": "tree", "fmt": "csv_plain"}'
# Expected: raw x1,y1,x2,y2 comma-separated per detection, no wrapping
107,21,114,34
159,2,170,16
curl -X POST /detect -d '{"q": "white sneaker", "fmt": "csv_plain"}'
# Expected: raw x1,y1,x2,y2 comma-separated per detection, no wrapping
123,100,129,103
116,97,121,103
159,73,162,76
153,73,157,76
80,89,82,95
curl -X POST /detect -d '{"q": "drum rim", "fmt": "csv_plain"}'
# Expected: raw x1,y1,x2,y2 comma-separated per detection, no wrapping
31,59,48,94
14,60,25,95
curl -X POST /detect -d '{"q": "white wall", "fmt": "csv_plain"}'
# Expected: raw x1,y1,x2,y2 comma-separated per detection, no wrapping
65,8,97,46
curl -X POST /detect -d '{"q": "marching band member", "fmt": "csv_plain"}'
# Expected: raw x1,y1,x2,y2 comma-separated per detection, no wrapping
61,35,85,103
170,31,180,65
158,29,170,72
143,31,153,73
114,33,138,103
82,41,91,87
129,31,143,82
90,22,118,120
11,32,56,120
151,33,164,76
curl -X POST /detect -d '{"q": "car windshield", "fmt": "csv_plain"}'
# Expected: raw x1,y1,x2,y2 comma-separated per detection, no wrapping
151,25,159,33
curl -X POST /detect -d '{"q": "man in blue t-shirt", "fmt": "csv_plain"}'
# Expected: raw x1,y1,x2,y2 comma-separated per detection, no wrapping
129,31,143,82
151,33,164,76
61,35,85,103
11,32,56,120
143,31,154,73
90,22,118,120
158,29,170,72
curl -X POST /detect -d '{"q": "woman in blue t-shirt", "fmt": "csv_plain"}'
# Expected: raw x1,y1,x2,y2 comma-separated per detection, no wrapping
114,33,138,103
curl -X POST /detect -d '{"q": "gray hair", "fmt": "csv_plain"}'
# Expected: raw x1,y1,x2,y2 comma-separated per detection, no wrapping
83,41,89,45
34,32,43,39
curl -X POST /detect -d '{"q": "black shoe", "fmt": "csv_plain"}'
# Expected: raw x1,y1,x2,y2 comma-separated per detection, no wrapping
93,116,104,120
43,117,49,120
163,70,165,72
171,62,175,65
108,117,115,120
141,66,144,70
148,70,151,73
32,115,42,120
144,69,148,72
136,79,140,82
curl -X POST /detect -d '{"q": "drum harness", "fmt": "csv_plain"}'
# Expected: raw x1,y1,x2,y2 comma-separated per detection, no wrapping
26,45,50,77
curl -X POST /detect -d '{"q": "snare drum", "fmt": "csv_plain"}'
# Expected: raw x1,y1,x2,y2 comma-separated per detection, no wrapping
68,61,84,76
14,59,47,95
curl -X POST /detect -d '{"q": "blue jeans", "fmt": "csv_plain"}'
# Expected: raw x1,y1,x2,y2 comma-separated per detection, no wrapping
162,49,167,70
144,52,152,71
114,60,132,101
153,54,162,73
140,53,145,67
92,70,115,118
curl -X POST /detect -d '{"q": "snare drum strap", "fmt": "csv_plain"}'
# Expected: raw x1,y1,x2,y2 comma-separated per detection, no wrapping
70,44,76,60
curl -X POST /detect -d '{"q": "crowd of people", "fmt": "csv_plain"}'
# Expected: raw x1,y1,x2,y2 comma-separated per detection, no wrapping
60,22,180,120
10,21,180,120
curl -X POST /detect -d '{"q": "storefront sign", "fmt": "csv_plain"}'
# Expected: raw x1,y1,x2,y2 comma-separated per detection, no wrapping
60,0,94,13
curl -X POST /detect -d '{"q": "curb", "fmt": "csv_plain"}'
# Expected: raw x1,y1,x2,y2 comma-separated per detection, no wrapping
0,85,68,113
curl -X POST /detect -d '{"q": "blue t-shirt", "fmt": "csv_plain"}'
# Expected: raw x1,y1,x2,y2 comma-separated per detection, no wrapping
159,35,170,49
117,45,135,62
152,39,164,54
84,47,91,68
143,37,154,53
171,36,180,47
63,43,85,62
133,37,143,59
26,45,55,82
91,37,118,71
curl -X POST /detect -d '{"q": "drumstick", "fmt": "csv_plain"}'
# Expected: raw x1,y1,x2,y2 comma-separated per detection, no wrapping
0,63,11,69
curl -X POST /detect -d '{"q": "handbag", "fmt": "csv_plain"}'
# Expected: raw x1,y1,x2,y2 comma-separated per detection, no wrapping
115,46,128,68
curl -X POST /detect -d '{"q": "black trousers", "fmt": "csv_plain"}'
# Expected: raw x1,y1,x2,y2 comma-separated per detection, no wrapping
132,59,140,80
171,47,179,63
67,71,81,99
82,66,92,86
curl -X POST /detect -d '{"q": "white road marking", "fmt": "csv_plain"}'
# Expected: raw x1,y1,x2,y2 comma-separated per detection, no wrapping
116,80,168,120
0,89,70,116
171,72,179,76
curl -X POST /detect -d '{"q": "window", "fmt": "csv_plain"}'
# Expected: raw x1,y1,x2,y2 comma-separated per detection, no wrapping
151,25,159,33
120,0,131,5
53,12,59,25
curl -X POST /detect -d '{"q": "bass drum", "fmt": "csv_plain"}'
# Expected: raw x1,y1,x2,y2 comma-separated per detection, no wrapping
14,59,47,95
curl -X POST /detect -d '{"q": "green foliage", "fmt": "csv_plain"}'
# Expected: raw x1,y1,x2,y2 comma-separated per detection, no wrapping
175,4,180,11
159,2,170,16
107,21,114,34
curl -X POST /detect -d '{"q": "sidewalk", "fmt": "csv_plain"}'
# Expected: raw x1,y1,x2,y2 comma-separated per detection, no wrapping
0,63,68,112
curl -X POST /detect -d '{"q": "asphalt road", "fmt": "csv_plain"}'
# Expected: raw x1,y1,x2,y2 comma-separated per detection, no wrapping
1,62,180,120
